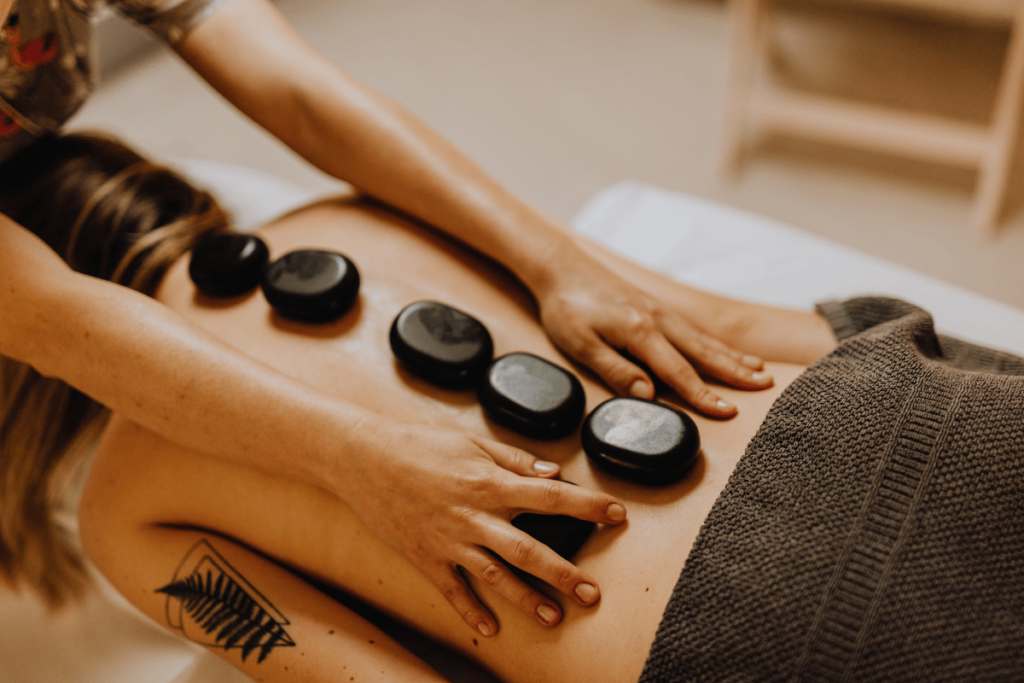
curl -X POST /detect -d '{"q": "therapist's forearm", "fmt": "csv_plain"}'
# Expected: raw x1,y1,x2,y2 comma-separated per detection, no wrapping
174,0,781,417
52,281,368,490
286,67,571,291
1,222,368,494
176,0,571,296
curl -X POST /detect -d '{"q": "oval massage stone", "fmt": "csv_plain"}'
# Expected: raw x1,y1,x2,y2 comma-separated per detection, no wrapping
188,232,270,297
390,301,494,388
582,397,700,485
477,352,585,440
261,249,360,323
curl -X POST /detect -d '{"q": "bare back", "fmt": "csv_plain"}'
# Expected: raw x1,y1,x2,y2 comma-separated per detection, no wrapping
81,198,809,683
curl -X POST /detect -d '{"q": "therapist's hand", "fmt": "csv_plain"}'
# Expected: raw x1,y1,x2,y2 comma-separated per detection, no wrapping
339,417,625,637
533,244,772,417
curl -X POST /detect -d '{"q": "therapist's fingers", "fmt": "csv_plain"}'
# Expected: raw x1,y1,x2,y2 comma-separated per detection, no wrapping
468,519,604,611
499,474,627,526
426,561,499,637
425,522,606,634
658,316,774,390
572,337,659,399
580,314,735,415
567,313,771,417
626,332,740,416
472,435,627,522
476,437,563,479
459,544,569,627
696,334,766,372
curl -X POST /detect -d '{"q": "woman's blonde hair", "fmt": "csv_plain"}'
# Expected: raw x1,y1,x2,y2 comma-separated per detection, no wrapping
0,133,231,608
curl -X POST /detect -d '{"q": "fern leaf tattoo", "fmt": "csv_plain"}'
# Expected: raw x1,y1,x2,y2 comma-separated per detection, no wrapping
156,539,295,663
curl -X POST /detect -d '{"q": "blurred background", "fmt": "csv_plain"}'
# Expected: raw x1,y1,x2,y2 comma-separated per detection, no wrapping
75,0,1024,310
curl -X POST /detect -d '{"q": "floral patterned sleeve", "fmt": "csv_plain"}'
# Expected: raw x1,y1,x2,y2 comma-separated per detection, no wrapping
0,0,223,164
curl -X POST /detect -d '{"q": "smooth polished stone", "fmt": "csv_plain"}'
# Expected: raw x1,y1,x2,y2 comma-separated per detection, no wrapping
582,397,700,485
188,232,270,297
261,249,360,323
477,352,585,440
390,301,493,388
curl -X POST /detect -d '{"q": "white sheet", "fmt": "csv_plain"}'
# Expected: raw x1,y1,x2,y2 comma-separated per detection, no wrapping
4,172,1023,683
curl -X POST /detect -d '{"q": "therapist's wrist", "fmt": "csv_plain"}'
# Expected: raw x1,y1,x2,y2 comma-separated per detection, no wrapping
509,222,580,300
265,392,382,502
324,408,393,498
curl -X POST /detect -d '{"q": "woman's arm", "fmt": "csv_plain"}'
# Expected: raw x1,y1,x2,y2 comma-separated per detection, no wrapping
0,212,625,636
173,0,771,417
79,522,450,683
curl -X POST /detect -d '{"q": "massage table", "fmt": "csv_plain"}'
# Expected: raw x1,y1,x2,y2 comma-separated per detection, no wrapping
3,164,1023,683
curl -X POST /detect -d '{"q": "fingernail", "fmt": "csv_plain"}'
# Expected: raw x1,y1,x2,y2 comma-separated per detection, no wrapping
536,604,558,624
752,372,769,382
716,399,735,411
606,503,626,522
533,460,558,475
477,621,494,637
628,379,652,398
575,582,599,604
742,354,762,368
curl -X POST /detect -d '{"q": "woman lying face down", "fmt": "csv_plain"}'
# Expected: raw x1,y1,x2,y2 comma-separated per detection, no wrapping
77,208,830,683
47,133,827,682
21,136,1024,682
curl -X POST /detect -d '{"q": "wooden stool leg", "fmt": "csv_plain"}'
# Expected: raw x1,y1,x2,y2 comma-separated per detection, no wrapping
971,8,1024,238
719,0,767,176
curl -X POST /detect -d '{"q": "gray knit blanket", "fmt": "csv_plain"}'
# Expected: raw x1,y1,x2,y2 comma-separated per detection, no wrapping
639,297,1024,682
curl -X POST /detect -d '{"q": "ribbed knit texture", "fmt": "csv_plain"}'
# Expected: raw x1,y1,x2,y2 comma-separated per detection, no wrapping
638,297,1024,683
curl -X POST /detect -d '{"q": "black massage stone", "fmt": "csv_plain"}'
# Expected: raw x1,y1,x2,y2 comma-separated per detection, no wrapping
261,249,360,323
188,232,270,297
390,301,494,388
477,352,585,440
582,397,700,485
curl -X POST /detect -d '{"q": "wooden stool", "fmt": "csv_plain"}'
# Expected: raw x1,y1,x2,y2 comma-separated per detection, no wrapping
720,0,1024,237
